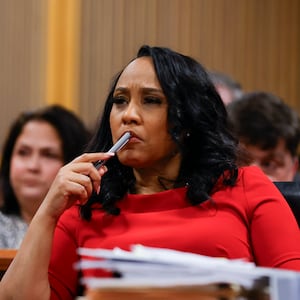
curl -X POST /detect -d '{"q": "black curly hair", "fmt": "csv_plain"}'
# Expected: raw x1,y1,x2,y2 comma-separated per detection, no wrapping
81,45,240,220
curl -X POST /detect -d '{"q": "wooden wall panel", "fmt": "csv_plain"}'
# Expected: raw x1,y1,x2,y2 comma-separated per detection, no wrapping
0,0,47,151
0,0,299,150
45,0,81,112
79,0,300,130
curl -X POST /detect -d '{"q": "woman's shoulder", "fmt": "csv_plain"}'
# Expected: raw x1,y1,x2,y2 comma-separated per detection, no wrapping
235,166,285,205
216,166,274,196
238,165,269,179
237,165,275,188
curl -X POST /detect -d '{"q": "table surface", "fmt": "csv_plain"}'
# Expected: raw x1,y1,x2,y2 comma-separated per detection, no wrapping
0,249,17,271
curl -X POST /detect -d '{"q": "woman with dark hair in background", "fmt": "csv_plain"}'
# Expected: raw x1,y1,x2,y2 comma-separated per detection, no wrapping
0,105,90,248
1,46,300,299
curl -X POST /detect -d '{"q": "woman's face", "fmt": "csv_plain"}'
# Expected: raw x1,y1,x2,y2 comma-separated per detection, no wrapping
10,120,64,212
109,56,180,170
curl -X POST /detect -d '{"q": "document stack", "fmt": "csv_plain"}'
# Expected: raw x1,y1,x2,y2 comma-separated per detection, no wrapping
76,244,300,300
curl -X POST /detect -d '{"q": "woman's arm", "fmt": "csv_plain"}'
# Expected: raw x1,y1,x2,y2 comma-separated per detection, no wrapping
0,210,56,299
0,152,112,299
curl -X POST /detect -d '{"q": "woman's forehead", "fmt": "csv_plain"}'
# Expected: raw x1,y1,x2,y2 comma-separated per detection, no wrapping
116,57,161,89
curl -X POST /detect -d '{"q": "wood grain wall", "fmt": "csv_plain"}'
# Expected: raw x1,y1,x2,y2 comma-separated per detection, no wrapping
0,0,47,149
79,0,300,128
0,0,299,148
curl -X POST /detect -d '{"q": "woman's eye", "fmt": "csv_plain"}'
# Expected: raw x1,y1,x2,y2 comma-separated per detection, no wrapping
16,148,30,156
144,97,162,104
112,96,127,105
43,152,61,159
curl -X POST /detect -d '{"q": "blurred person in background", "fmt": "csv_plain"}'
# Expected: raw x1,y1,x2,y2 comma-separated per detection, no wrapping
227,91,300,182
208,70,243,105
0,105,90,248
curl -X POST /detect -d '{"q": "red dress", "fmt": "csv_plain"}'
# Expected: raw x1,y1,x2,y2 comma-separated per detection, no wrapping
48,166,300,299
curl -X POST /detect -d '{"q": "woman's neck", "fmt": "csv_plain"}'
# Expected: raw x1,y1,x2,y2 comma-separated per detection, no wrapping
132,153,182,194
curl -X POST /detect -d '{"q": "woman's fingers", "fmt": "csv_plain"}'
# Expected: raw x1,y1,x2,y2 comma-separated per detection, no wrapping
64,161,107,194
66,165,107,198
90,166,108,194
71,152,114,194
72,152,115,164
43,152,112,218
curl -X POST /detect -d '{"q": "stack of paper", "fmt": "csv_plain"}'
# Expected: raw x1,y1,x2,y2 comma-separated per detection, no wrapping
76,245,300,300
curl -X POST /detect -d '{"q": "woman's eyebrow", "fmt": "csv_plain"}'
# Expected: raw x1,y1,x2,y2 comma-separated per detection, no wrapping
114,87,163,93
114,87,127,93
141,87,164,94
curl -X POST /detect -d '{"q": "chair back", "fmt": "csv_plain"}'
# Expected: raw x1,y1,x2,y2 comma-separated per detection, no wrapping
274,182,300,227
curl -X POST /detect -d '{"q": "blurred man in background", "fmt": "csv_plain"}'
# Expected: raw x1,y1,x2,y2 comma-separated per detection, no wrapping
227,91,300,182
209,70,243,105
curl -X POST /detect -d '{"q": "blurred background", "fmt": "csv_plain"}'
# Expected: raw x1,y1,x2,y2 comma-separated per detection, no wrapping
0,0,299,149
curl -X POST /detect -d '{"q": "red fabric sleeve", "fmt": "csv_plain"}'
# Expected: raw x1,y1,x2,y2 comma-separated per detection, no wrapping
49,211,80,300
241,167,300,270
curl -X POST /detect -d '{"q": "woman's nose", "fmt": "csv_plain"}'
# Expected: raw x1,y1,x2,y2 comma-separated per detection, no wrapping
26,154,41,170
122,101,141,124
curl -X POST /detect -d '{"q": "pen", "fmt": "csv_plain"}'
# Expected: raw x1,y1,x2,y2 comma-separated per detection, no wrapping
94,131,132,169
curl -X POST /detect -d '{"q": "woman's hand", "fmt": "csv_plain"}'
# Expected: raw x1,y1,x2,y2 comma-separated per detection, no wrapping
38,152,114,221
0,153,116,300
